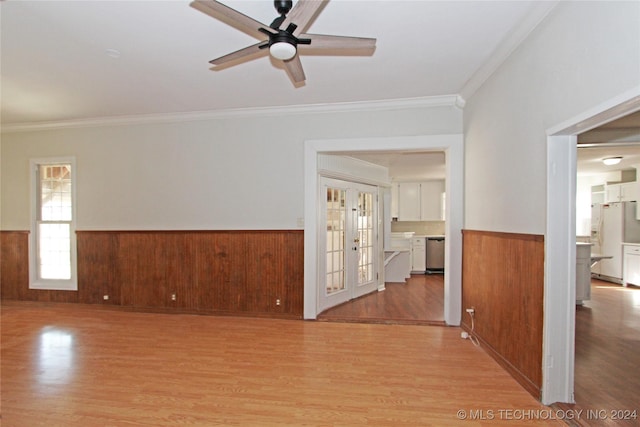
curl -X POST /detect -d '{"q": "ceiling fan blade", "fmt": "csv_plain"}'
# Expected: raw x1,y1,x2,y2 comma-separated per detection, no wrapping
190,0,275,40
209,42,266,66
281,0,327,36
300,34,376,51
283,55,306,84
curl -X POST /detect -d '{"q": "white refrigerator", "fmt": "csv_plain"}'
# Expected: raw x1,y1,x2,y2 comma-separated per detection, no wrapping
592,201,640,283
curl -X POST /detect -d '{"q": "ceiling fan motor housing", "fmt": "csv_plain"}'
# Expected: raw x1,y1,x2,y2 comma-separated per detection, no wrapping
274,0,293,16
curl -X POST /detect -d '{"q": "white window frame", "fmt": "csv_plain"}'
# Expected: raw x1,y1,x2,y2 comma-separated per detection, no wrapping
29,157,78,291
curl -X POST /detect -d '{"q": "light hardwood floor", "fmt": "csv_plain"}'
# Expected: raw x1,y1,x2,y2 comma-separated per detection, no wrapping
1,301,562,426
317,275,640,427
318,274,444,325
558,279,640,427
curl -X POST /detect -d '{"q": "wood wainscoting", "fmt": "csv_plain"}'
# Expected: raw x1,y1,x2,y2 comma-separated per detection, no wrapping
0,230,304,318
461,229,544,399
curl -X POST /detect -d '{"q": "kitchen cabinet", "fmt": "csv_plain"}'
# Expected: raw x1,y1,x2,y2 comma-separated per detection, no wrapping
623,244,640,286
576,243,592,304
420,181,445,220
396,180,444,221
622,182,638,202
411,237,426,273
390,183,399,219
606,182,637,203
605,184,620,203
398,183,421,221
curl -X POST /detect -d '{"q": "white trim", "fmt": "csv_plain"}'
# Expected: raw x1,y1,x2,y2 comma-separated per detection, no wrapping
304,135,464,324
543,85,640,405
29,157,78,291
543,135,576,405
547,85,640,136
317,170,390,188
1,95,464,133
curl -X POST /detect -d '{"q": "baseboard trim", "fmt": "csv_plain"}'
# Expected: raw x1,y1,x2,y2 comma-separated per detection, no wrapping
461,322,541,400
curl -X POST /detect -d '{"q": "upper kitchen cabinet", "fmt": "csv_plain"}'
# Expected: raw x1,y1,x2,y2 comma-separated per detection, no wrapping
390,183,400,219
420,181,445,220
396,181,445,221
605,182,638,203
398,183,421,221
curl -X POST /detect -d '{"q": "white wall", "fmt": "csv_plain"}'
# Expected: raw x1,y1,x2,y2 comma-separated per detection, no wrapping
1,104,462,231
464,1,640,234
464,0,640,406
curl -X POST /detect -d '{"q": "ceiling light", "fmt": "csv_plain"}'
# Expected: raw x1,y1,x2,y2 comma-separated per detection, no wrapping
270,42,296,61
602,156,623,166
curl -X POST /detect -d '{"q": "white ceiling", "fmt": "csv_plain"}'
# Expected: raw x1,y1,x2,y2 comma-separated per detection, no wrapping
576,110,640,177
1,0,554,126
338,151,446,181
2,0,636,182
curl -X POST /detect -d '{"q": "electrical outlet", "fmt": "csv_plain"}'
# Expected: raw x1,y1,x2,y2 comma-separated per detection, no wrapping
171,293,177,301
103,295,109,301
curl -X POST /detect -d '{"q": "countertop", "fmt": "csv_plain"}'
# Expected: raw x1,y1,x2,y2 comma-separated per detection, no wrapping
622,242,640,246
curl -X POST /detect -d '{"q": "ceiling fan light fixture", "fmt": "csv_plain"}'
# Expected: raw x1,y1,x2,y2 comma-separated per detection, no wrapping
270,42,296,60
603,156,623,166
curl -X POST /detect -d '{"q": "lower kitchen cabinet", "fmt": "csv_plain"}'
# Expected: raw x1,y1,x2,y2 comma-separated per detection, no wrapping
623,244,640,286
576,243,592,304
411,237,426,273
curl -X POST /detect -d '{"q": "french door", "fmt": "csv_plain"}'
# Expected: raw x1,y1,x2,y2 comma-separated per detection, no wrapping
318,177,378,312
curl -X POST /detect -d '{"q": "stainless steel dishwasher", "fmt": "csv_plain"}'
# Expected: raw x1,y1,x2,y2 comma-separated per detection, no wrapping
426,236,445,274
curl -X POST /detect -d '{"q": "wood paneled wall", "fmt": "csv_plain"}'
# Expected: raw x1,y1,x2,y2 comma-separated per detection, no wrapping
1,230,304,318
461,229,544,399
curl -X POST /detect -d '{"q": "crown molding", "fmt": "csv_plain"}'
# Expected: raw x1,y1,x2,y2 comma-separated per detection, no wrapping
1,95,464,134
459,1,559,101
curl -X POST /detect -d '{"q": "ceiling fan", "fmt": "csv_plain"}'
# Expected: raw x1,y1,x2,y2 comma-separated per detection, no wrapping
190,0,376,84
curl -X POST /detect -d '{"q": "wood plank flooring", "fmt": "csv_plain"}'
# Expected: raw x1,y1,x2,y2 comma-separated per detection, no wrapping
317,274,640,427
318,274,445,325
1,300,562,426
557,279,640,427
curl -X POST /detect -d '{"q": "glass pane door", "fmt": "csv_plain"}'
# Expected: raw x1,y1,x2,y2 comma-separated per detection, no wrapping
326,187,346,295
353,187,377,299
318,178,379,312
357,191,374,285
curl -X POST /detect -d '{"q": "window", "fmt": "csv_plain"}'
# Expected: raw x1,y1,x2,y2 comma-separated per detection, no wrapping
30,158,77,290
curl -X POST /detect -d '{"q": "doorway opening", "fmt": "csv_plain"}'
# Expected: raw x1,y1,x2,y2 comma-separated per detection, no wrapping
570,111,640,414
544,88,640,405
303,134,464,325
317,153,447,324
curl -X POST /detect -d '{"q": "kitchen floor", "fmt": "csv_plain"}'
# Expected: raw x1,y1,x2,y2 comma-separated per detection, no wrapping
317,274,444,325
567,279,640,426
